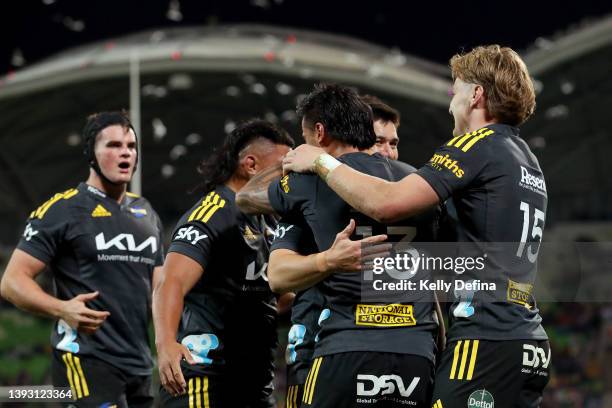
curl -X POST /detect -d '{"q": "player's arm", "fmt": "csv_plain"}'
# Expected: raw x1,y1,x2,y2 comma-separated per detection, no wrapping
269,219,389,293
235,163,282,214
152,252,199,396
0,249,110,334
282,145,438,223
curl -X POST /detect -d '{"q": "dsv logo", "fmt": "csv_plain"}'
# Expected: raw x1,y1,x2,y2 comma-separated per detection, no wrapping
95,233,157,254
356,375,420,397
174,226,208,245
522,344,551,369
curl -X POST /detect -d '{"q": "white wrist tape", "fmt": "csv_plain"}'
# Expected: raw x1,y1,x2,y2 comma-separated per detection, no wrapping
315,153,341,181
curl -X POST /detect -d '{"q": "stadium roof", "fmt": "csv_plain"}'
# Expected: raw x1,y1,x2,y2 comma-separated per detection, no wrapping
1,18,611,248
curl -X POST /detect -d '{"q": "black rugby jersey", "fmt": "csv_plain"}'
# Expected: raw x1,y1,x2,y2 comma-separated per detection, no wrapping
269,152,439,361
270,214,324,384
16,182,164,375
168,185,277,379
417,123,548,341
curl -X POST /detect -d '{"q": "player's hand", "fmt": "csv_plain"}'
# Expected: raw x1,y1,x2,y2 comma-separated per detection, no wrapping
324,219,391,272
157,340,195,396
59,291,110,334
282,144,325,176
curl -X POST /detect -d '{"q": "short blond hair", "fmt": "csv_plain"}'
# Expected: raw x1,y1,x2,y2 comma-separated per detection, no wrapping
450,45,536,126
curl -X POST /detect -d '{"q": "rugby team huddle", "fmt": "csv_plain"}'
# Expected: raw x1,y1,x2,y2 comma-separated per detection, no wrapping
1,44,551,408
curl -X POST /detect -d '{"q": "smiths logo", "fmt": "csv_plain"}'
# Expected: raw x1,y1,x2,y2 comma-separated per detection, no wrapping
95,233,157,254
507,279,533,309
280,175,290,193
519,166,547,195
355,304,416,327
429,153,464,178
91,204,112,217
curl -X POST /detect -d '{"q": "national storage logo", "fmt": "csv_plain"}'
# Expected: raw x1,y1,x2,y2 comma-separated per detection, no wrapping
507,279,533,309
355,304,416,327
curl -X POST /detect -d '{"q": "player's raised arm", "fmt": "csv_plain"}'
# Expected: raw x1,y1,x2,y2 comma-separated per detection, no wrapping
282,145,439,223
152,252,199,396
235,162,282,214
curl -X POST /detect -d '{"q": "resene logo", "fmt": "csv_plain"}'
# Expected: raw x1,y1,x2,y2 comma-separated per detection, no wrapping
519,166,547,194
356,375,420,397
95,233,157,254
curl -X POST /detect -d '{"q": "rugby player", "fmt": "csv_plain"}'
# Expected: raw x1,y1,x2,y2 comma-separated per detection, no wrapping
361,95,400,160
283,45,550,408
238,83,440,408
0,111,164,407
153,119,293,407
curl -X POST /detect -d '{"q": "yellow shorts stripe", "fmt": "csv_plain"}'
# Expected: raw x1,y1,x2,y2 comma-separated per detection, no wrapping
449,340,461,380
73,356,89,397
65,353,83,399
62,354,76,398
304,357,323,404
286,385,294,408
195,377,202,408
202,376,210,408
466,340,479,380
457,340,471,379
188,378,194,408
433,399,443,408
303,365,315,403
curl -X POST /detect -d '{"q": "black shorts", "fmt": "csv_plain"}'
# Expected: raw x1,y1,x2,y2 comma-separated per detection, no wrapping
431,339,551,408
159,373,274,408
302,352,434,408
51,350,153,408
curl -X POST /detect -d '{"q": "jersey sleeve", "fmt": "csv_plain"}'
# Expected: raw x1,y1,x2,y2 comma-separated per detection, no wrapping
16,197,72,264
417,130,492,201
271,213,318,255
168,193,233,269
268,173,312,217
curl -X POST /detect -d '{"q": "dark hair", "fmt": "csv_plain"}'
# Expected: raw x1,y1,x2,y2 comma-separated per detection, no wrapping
82,111,137,181
297,83,376,149
197,119,294,193
360,94,400,128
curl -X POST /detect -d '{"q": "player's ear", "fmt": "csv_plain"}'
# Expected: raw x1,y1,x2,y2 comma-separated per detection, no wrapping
471,85,485,109
242,154,258,177
314,122,328,146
